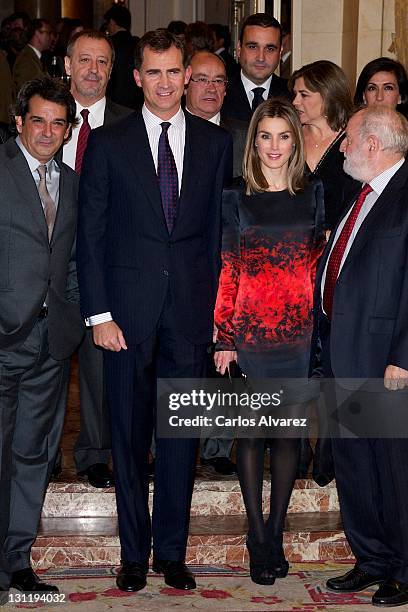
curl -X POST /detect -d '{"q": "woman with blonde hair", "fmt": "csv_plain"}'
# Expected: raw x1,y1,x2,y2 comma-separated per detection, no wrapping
214,98,325,585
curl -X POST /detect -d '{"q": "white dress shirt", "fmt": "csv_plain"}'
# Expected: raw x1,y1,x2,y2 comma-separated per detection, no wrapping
241,71,272,108
63,97,106,169
321,157,405,309
86,103,186,326
28,44,41,60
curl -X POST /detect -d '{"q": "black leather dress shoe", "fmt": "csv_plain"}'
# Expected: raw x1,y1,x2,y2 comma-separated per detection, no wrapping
372,579,408,607
116,562,147,592
10,568,59,593
201,457,237,475
152,559,196,590
78,463,114,488
326,566,386,592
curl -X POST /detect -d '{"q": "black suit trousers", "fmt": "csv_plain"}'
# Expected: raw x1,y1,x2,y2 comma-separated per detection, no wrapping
320,314,408,583
104,288,207,563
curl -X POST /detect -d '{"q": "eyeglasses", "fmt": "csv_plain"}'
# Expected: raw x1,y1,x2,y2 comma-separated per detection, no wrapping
190,77,228,88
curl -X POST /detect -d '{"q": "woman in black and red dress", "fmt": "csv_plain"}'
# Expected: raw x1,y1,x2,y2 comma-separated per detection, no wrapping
214,98,325,585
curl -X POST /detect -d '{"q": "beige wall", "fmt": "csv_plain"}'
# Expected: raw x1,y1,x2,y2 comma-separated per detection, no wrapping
293,0,396,87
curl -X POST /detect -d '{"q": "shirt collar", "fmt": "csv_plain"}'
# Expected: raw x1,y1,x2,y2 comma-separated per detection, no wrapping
15,136,57,177
215,47,225,55
28,44,41,59
241,70,273,98
142,104,185,130
76,97,106,122
368,158,405,196
185,107,220,125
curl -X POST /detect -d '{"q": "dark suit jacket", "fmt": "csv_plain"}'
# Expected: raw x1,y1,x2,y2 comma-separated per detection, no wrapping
218,49,239,80
77,110,232,345
221,72,290,123
221,73,289,176
12,45,45,97
0,139,84,359
313,159,408,378
56,97,132,165
106,31,143,110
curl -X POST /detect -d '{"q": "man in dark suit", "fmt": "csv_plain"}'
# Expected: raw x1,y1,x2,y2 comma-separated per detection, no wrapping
210,23,239,80
103,4,142,110
57,29,132,489
221,13,289,176
12,19,51,94
0,77,84,595
314,106,408,607
77,29,232,593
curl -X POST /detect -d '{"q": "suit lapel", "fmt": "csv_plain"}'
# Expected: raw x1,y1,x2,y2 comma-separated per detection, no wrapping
339,161,408,275
122,113,166,229
177,114,204,228
5,142,48,241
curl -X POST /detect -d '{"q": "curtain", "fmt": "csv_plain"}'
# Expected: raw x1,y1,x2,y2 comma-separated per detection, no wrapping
394,0,408,68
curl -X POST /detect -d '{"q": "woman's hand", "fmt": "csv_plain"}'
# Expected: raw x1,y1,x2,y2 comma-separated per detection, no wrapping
214,350,237,375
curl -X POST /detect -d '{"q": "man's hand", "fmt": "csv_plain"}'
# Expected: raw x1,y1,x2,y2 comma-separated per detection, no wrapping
214,350,237,376
92,321,127,352
384,364,408,390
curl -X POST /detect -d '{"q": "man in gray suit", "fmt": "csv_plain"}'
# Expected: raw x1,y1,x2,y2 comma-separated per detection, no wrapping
55,30,132,488
0,77,83,595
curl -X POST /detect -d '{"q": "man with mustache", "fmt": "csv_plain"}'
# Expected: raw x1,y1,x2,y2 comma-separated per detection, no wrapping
221,12,289,176
56,30,132,489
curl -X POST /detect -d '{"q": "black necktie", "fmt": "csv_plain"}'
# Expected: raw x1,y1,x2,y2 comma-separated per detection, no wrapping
251,87,266,112
157,122,178,232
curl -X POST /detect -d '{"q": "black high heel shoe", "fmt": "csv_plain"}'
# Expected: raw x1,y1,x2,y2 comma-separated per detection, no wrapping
269,554,289,578
246,537,276,585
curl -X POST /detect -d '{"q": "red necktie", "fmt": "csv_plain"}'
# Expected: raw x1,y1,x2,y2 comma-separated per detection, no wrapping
323,183,373,318
75,109,91,175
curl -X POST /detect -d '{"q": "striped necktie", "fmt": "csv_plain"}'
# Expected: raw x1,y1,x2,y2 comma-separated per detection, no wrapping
37,164,56,240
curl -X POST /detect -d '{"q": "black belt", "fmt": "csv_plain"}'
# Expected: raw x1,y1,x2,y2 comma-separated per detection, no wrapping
38,306,48,318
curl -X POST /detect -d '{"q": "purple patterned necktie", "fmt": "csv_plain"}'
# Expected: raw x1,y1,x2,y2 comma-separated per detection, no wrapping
157,121,178,232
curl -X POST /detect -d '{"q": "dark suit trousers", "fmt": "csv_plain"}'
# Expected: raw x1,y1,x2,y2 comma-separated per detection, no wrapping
320,315,408,583
0,319,68,577
75,329,111,471
104,291,207,563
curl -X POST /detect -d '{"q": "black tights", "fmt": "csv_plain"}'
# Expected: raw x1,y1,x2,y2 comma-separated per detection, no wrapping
237,436,300,556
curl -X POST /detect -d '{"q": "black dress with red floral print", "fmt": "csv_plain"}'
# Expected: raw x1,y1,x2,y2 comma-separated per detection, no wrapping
215,177,325,377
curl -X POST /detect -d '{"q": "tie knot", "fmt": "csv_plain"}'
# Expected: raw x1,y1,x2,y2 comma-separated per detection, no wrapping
81,108,90,123
161,122,171,133
360,183,373,199
37,164,47,180
252,87,265,97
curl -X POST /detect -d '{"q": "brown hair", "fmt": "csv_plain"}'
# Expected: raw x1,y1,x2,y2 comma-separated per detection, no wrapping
134,28,188,70
243,98,305,196
289,60,353,131
66,29,115,64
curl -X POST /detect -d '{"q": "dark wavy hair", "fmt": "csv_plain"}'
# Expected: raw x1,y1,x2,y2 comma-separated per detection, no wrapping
134,28,188,70
354,57,408,114
289,60,353,131
13,76,78,127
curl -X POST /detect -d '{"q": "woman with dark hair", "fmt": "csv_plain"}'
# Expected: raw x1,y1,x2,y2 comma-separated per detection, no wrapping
290,60,358,231
354,57,408,116
214,98,325,585
290,61,359,486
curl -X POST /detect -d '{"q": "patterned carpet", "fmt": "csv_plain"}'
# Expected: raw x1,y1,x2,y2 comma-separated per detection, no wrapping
4,562,407,611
